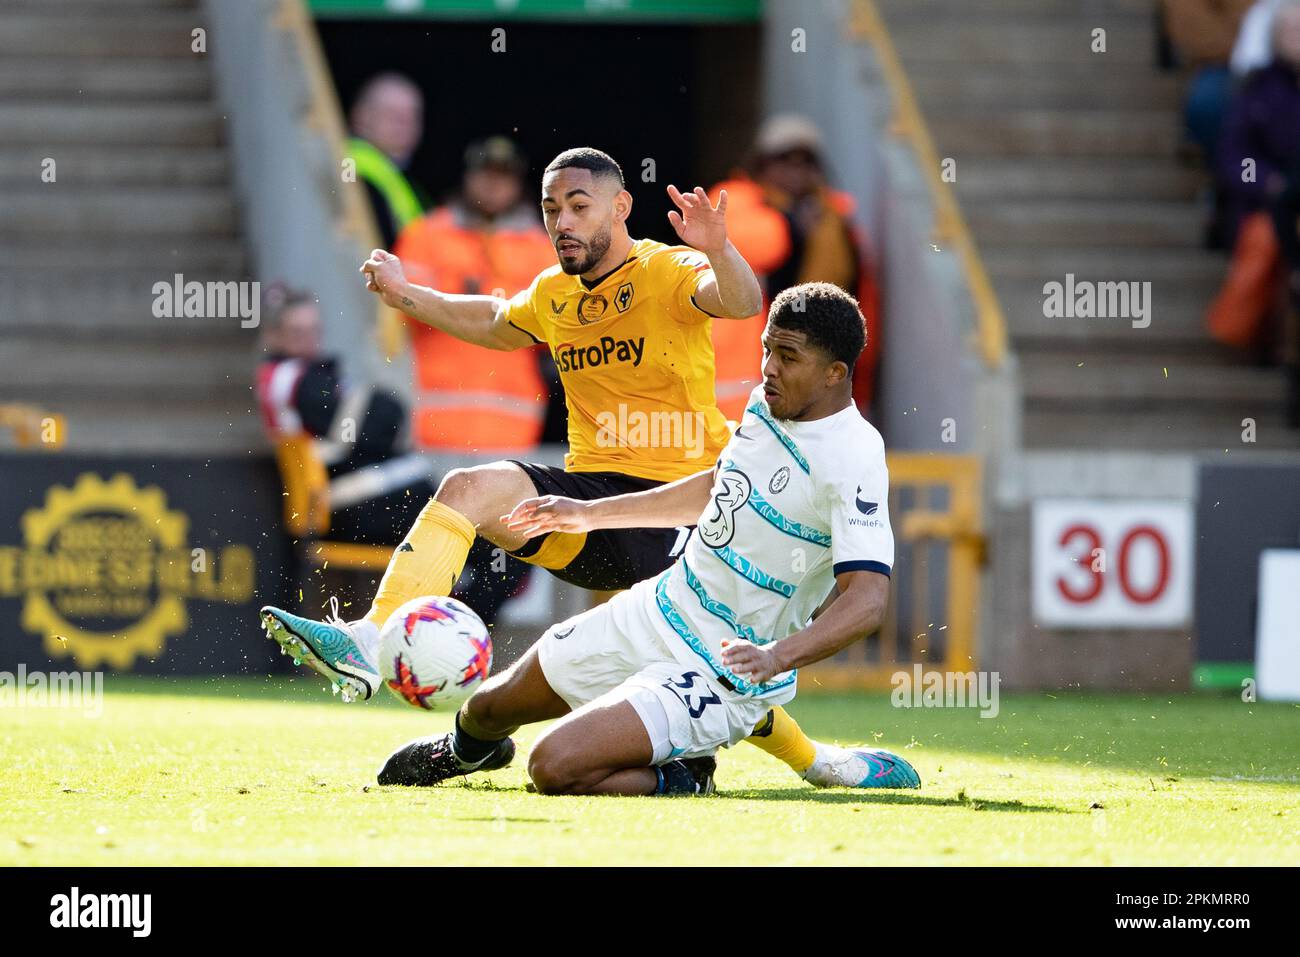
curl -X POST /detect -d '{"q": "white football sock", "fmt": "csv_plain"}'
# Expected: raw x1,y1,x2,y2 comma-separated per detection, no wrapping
350,618,381,671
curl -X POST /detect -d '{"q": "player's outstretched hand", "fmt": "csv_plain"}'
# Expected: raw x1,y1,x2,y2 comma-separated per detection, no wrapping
720,638,782,684
666,184,728,255
360,249,409,307
500,495,593,539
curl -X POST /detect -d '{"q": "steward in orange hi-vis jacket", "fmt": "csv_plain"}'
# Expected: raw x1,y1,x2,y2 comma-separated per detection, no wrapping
393,138,557,453
708,115,881,421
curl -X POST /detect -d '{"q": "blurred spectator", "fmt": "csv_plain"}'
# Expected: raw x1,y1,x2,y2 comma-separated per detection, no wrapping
1207,4,1300,376
1161,1,1254,163
256,284,430,544
1217,1,1300,241
393,136,558,452
255,285,526,620
348,73,429,247
708,115,881,420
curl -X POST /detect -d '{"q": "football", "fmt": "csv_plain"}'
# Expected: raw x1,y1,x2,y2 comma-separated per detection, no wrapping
378,596,493,711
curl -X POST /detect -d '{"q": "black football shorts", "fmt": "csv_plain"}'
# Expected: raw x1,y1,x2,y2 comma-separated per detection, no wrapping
506,461,692,592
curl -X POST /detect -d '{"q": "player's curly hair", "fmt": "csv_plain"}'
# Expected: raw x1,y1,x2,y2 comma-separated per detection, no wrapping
768,281,866,367
544,147,625,188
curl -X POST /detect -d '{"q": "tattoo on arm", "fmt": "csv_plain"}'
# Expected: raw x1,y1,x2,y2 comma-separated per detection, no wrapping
400,296,414,308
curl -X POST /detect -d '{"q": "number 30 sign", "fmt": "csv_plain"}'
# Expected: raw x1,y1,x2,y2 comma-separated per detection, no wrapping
1031,500,1194,628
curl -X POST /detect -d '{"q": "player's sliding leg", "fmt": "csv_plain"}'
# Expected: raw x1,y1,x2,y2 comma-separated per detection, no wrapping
527,694,715,797
745,705,817,774
376,644,568,786
259,461,537,701
745,705,920,789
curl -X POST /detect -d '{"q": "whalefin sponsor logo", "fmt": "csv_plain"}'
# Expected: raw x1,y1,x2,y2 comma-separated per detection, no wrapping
850,485,883,528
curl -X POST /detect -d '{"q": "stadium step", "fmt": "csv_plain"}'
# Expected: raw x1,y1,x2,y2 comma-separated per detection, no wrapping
932,110,1181,158
0,188,238,235
1022,350,1284,404
982,246,1226,284
0,58,211,99
883,19,1156,67
0,335,254,400
0,238,245,273
1023,409,1300,451
0,147,231,186
0,104,224,147
953,157,1204,202
0,12,201,57
0,272,262,337
964,200,1204,248
911,66,1181,112
993,277,1221,341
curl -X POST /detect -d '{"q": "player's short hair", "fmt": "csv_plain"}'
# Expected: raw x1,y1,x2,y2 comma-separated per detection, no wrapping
768,282,866,367
544,147,625,189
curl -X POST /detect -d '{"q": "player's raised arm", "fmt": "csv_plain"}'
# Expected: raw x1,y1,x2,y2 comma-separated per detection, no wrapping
721,569,890,684
360,249,536,351
500,467,717,538
666,185,762,318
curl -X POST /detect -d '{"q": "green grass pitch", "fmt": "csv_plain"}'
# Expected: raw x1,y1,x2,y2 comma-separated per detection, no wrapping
1,677,1297,866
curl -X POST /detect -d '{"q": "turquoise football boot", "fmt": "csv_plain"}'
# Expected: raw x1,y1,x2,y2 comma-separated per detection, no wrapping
260,597,379,702
803,743,922,789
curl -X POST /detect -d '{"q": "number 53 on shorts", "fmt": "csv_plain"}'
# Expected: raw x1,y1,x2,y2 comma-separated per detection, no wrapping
659,671,721,718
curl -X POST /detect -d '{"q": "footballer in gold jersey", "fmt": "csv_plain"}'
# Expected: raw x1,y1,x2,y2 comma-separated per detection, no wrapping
260,148,877,791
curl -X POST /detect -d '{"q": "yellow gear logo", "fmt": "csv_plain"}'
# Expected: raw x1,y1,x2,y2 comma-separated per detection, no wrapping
20,473,189,669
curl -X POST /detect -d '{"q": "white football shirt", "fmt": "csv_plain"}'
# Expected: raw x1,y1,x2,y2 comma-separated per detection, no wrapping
647,385,894,699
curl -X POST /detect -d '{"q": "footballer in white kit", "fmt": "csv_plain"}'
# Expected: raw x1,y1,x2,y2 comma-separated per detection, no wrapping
377,282,920,796
533,381,893,761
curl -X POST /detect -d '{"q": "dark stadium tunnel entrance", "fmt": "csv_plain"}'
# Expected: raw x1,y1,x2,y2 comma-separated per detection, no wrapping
316,16,761,244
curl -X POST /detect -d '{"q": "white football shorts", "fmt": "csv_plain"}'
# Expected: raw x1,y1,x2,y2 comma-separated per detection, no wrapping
536,579,779,762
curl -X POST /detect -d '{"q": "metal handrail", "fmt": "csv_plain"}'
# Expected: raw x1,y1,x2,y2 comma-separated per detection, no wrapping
848,0,1010,370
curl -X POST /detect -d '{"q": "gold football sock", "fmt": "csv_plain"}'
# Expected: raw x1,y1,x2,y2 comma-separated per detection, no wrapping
512,530,587,571
745,705,817,774
363,499,476,628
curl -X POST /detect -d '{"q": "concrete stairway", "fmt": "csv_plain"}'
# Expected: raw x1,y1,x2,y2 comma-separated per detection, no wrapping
878,0,1300,450
0,0,259,455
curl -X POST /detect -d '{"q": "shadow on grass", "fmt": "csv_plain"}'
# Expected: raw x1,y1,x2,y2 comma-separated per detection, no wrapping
92,674,392,704
376,781,1065,813
714,787,1068,813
